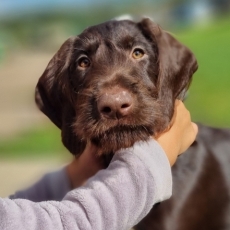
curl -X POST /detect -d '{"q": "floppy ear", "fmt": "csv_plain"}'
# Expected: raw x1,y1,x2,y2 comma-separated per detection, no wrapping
35,37,86,155
139,18,198,131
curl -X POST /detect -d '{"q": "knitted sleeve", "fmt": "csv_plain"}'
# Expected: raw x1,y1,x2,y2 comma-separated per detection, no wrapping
0,139,172,230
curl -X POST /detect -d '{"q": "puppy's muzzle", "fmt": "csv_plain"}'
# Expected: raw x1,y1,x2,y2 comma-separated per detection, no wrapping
97,88,133,120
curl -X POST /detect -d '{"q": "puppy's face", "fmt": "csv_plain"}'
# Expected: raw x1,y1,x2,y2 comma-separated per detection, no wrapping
71,20,160,153
35,18,198,155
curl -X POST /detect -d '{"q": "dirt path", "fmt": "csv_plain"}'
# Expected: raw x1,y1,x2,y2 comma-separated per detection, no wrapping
0,51,70,197
0,51,54,138
0,158,68,197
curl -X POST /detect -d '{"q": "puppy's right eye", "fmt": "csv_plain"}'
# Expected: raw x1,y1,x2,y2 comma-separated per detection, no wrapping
132,48,145,59
77,57,91,69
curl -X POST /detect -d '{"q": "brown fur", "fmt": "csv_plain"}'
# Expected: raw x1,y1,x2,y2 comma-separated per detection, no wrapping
135,124,230,230
36,18,230,229
35,18,197,155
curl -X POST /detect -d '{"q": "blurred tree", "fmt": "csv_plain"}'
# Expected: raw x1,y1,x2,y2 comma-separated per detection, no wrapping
210,0,230,14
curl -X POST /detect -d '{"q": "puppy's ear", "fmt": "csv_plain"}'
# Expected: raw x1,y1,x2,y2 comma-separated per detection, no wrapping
139,18,198,130
35,37,86,155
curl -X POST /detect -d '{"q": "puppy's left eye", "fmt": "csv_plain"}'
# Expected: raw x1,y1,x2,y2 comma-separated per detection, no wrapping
132,48,145,59
78,57,91,69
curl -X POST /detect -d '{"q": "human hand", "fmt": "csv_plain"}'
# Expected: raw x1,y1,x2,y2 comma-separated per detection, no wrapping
156,100,198,166
66,142,104,188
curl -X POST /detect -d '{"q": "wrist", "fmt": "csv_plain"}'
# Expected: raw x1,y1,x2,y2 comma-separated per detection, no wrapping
155,135,180,166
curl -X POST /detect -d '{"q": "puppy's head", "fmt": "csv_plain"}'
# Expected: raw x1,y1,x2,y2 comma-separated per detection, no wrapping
35,18,198,155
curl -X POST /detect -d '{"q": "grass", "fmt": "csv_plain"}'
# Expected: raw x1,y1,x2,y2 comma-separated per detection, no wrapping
0,123,69,159
1,15,230,158
176,16,230,127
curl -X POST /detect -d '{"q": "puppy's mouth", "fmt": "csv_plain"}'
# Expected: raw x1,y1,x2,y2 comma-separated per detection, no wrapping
74,91,160,154
90,124,153,154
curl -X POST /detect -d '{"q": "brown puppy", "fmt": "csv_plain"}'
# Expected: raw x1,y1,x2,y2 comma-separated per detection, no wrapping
36,18,230,229
35,18,197,156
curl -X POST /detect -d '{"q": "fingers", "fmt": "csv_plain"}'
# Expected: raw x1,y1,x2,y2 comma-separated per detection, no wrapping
192,122,198,136
191,122,198,143
156,100,198,166
177,102,198,154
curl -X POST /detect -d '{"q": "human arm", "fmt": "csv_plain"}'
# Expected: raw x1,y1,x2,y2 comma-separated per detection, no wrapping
1,139,172,230
3,100,197,230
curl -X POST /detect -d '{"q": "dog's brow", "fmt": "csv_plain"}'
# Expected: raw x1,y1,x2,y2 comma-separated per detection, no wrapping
73,39,100,56
117,35,134,49
132,41,149,48
116,35,150,51
73,48,86,52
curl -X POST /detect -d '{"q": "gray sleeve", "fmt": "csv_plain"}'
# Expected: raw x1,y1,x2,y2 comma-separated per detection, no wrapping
9,167,71,202
0,139,172,230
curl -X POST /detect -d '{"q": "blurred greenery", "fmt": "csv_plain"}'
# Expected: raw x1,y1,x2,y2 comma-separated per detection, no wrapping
0,4,160,51
0,10,229,158
0,123,68,159
178,15,230,127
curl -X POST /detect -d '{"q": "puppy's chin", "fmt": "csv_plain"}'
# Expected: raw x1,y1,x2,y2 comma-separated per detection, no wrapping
91,125,153,155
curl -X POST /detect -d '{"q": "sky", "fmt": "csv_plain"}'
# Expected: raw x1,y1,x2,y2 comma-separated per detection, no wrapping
0,0,169,20
0,0,108,18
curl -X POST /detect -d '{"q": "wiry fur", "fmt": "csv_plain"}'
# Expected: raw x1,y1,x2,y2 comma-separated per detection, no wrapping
35,18,197,155
35,18,230,230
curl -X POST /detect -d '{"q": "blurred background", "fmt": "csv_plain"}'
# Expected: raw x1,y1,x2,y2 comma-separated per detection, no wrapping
0,0,230,196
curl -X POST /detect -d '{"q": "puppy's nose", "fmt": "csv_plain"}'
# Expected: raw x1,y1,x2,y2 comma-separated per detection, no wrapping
98,90,133,119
